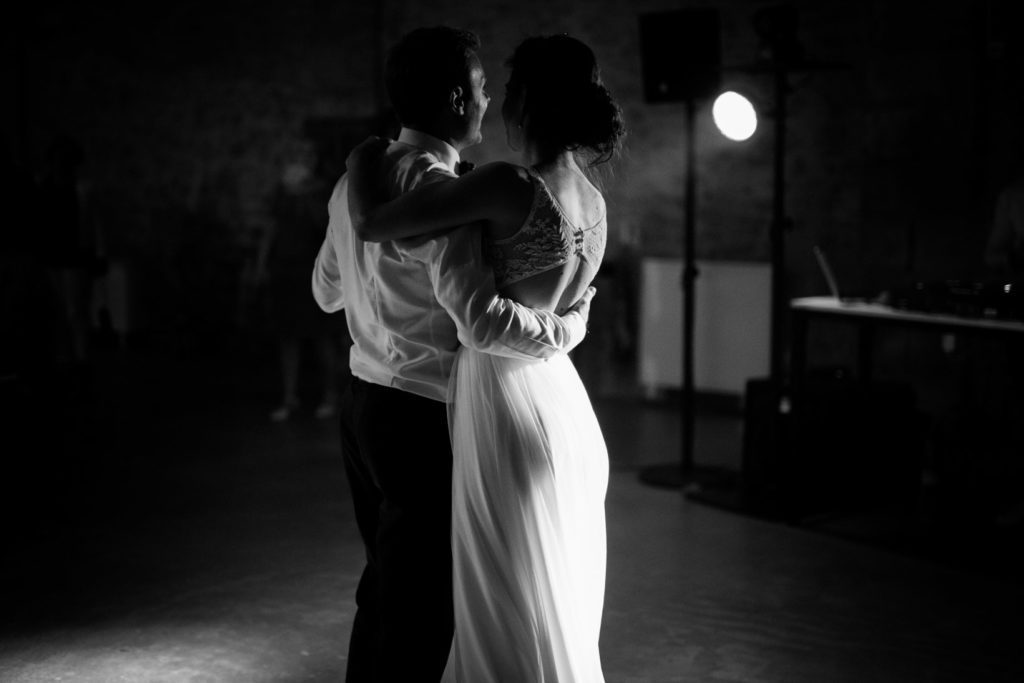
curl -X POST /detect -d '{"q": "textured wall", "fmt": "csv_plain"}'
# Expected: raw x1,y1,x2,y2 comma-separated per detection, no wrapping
7,0,1023,342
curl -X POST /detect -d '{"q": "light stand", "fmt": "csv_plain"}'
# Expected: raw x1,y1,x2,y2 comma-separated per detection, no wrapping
683,5,850,515
760,17,849,389
636,7,736,493
639,97,734,492
768,64,790,389
682,97,699,485
682,55,796,515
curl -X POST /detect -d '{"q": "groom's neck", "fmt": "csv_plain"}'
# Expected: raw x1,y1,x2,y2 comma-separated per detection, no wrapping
406,117,468,153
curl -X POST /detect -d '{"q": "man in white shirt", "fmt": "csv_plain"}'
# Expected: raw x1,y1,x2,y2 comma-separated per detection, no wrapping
311,27,592,682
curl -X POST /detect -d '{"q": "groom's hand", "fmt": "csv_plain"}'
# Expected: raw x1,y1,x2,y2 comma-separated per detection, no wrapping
561,286,596,352
567,286,597,326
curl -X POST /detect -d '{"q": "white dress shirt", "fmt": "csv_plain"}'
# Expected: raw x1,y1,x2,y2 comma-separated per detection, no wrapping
311,128,587,402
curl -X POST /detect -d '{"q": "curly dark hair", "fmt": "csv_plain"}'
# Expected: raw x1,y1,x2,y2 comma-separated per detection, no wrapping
385,26,481,128
505,34,625,164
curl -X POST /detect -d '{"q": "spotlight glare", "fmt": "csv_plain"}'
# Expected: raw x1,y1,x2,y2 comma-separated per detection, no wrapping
713,91,757,141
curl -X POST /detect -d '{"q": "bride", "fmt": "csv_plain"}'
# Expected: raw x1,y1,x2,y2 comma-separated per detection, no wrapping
348,34,625,682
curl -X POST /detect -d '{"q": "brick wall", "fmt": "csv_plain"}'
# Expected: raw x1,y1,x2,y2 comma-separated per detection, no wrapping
8,0,1023,344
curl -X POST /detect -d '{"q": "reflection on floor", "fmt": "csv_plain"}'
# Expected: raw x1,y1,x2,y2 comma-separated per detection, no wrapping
1,349,1022,682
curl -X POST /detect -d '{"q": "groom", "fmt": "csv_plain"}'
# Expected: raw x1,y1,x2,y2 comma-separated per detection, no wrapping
312,26,593,682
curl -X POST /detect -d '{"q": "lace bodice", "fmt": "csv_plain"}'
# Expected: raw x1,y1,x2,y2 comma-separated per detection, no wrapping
488,169,606,288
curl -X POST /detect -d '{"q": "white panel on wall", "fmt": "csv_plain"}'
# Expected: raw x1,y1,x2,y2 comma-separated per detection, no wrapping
639,258,771,396
639,258,683,391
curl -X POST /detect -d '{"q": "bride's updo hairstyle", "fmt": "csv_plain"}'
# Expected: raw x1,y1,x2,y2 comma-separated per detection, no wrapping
506,34,625,165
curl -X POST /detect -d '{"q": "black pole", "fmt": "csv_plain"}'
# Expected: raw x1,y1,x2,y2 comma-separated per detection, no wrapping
640,100,698,489
372,0,386,113
769,64,788,389
640,99,732,495
681,97,698,478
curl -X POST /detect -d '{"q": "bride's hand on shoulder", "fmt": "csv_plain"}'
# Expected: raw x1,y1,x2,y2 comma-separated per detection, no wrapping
346,136,393,236
346,135,391,170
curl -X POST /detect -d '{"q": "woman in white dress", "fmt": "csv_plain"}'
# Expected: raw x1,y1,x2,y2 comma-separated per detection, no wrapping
349,34,625,682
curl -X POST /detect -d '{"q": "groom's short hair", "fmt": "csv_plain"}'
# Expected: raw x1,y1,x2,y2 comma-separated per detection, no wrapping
385,26,481,128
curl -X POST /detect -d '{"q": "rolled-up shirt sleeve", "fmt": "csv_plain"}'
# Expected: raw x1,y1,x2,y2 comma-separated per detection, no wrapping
423,226,586,360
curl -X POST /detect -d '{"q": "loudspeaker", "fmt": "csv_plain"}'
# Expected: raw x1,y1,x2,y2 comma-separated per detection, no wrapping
742,375,923,521
639,9,721,103
787,377,921,515
740,377,789,517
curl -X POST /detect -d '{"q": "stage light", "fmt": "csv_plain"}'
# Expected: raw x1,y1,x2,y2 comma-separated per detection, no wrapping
712,91,757,141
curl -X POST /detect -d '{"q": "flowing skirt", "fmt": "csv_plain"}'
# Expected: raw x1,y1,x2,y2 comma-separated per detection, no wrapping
442,349,609,683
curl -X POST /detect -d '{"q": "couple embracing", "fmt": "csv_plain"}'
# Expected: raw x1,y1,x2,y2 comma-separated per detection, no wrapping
313,25,624,682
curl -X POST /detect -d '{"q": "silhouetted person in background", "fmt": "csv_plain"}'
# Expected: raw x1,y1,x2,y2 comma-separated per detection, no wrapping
257,142,344,421
984,174,1024,527
984,174,1024,279
34,135,102,367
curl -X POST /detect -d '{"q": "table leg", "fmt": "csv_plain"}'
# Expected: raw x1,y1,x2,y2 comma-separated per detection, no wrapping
857,320,876,382
789,309,808,400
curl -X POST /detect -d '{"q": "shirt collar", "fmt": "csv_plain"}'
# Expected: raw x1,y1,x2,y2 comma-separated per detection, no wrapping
397,128,460,174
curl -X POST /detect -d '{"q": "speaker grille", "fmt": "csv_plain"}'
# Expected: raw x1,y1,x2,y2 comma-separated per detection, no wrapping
639,9,722,103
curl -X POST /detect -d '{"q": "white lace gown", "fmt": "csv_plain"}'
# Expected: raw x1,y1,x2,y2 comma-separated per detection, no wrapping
442,170,609,682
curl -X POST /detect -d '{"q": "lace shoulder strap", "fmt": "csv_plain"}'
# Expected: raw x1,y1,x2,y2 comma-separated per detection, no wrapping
487,170,575,287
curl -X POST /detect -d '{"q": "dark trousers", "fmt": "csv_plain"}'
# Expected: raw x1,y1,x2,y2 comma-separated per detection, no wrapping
340,377,454,682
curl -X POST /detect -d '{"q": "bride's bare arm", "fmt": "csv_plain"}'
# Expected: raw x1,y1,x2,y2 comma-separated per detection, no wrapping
347,142,533,243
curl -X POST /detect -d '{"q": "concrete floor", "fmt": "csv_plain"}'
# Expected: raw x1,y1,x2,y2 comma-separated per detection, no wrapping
1,348,1022,682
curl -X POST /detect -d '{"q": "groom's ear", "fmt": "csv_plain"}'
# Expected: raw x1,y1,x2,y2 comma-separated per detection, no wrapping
450,86,466,116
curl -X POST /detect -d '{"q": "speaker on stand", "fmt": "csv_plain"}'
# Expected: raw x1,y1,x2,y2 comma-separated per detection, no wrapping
636,10,735,494
639,10,721,105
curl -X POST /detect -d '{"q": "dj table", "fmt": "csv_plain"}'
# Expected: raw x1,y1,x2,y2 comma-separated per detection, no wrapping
789,296,1024,383
777,295,1024,520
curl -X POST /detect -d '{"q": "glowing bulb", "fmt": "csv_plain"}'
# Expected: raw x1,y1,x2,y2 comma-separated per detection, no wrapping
713,91,757,141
